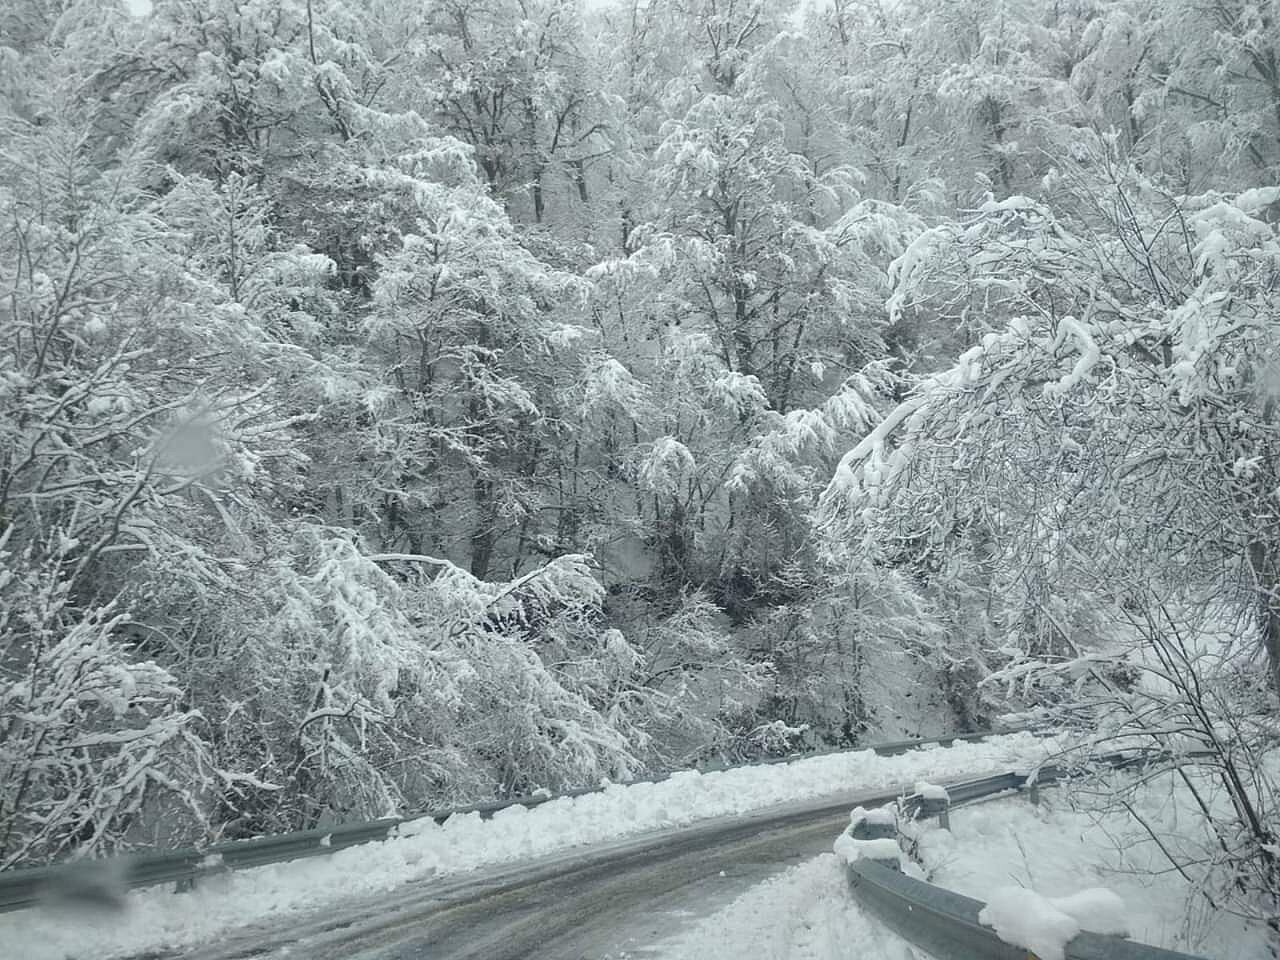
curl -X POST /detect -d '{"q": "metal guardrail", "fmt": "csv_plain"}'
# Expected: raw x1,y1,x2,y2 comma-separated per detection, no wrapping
849,860,1207,960
0,727,1014,913
847,756,1213,960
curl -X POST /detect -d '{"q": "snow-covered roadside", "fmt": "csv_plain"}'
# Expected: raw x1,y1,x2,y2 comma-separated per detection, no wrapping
907,788,1268,958
0,732,1057,960
640,854,922,960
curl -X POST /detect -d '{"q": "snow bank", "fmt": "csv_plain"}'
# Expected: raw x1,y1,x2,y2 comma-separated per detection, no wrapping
649,854,920,960
0,732,1057,960
978,886,1128,960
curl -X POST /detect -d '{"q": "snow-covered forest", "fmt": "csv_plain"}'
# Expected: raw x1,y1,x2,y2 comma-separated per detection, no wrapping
2,0,1279,937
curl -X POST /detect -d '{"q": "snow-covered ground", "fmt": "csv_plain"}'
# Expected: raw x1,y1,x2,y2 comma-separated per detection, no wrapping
0,732,1058,960
640,854,921,960
643,761,1275,960
906,783,1270,958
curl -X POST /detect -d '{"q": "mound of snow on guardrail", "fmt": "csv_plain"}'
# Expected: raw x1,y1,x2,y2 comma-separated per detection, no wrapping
832,834,901,865
978,886,1128,960
914,781,949,801
833,805,901,866
0,731,1059,960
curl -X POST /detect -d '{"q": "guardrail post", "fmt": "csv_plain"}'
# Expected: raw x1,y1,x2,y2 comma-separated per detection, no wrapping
917,789,950,830
919,796,949,829
1024,763,1062,807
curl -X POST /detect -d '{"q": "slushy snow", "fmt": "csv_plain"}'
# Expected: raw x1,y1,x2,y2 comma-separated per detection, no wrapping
0,732,1060,960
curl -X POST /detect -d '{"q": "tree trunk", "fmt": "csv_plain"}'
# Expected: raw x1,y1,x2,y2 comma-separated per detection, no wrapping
471,476,495,580
1247,540,1280,697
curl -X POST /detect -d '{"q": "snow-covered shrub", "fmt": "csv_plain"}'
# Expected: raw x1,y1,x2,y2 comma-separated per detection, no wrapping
174,533,673,833
407,552,658,794
0,531,210,868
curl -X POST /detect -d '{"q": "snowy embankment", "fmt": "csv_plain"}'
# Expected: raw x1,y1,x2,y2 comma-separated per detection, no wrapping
1,732,1057,960
907,787,1268,958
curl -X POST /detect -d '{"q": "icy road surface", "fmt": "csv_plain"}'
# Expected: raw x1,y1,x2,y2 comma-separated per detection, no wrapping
177,789,913,960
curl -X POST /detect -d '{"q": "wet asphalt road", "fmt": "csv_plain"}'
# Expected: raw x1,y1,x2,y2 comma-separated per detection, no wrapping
177,787,903,960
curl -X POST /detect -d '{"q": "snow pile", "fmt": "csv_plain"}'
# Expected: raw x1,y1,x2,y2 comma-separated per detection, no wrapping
647,854,920,960
978,886,1128,960
0,732,1057,960
978,887,1079,960
1051,888,1130,935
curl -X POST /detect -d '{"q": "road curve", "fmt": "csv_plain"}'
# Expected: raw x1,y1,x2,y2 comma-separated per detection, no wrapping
177,786,906,960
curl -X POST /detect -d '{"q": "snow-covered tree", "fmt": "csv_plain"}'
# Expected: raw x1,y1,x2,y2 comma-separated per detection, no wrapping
820,152,1280,926
0,529,211,867
0,26,313,859
357,152,589,577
